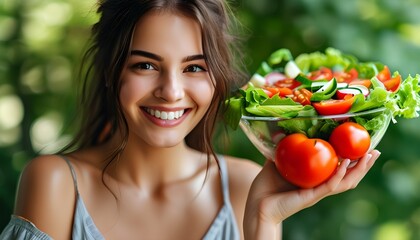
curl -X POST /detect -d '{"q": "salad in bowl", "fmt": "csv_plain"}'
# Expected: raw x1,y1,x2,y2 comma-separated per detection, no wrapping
225,48,420,188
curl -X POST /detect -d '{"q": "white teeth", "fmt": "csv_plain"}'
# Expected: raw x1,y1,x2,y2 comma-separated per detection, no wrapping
146,108,185,120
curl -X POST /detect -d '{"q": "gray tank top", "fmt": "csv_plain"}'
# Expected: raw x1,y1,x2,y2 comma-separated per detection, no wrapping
0,155,240,240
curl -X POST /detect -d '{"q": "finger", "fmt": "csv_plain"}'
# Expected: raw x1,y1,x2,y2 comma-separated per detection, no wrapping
305,158,351,202
308,153,366,200
335,150,380,191
344,150,378,179
368,150,381,163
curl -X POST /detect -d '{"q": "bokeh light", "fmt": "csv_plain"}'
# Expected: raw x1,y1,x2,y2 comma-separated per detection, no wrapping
0,94,24,130
30,111,63,153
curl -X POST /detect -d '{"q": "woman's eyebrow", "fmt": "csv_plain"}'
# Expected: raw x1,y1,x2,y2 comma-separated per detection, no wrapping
130,50,205,63
182,54,206,63
130,50,163,61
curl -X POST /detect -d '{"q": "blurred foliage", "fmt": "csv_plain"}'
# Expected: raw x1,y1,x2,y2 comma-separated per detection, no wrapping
1,0,420,239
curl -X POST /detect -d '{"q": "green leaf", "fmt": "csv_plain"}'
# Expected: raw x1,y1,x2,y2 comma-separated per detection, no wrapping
256,61,273,76
267,48,293,66
245,104,303,117
224,98,245,130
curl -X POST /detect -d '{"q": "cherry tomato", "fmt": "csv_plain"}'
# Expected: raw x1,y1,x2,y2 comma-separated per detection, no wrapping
329,122,371,160
312,96,355,115
273,78,301,90
375,65,401,92
377,65,391,82
292,88,313,105
333,68,358,83
307,67,333,81
275,133,338,188
382,74,401,92
349,79,372,88
264,87,293,97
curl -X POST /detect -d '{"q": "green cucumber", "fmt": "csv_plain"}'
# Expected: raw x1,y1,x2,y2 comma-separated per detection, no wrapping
310,78,338,101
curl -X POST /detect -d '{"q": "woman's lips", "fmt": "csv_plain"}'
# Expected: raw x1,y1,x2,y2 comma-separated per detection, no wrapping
141,107,189,127
145,108,185,120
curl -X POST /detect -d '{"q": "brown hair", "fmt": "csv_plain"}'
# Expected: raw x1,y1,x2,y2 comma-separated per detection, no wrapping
61,0,247,165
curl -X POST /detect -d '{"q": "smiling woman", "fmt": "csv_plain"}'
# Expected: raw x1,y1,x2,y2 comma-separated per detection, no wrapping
119,11,214,147
1,0,383,240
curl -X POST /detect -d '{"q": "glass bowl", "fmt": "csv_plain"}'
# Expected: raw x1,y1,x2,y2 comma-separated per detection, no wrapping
239,107,392,160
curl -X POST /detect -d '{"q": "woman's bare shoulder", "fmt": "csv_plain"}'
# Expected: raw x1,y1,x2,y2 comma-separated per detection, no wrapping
13,154,76,239
223,155,262,183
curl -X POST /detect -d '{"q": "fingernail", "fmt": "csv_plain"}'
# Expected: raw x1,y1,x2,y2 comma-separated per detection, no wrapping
344,159,351,167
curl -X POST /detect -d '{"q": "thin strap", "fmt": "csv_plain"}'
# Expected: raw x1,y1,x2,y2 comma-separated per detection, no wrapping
217,155,230,203
58,155,79,194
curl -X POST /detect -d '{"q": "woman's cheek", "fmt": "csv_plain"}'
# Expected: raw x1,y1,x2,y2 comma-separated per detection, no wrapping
119,75,151,107
189,77,215,107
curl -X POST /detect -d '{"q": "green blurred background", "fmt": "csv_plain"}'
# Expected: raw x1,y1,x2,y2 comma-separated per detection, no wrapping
1,0,420,239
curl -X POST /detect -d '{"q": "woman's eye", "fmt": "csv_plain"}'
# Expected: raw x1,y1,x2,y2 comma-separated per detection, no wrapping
131,62,155,70
184,65,206,73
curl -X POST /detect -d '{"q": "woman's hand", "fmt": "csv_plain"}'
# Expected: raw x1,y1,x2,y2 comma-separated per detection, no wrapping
243,150,381,240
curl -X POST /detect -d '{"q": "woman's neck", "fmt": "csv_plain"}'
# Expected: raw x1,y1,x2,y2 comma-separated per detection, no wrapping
103,132,208,193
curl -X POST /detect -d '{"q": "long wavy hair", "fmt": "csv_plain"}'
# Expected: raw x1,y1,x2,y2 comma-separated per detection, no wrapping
61,0,247,167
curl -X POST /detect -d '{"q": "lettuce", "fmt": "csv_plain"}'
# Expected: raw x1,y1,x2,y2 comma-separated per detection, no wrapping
224,83,309,129
294,47,357,73
350,74,420,123
225,48,420,132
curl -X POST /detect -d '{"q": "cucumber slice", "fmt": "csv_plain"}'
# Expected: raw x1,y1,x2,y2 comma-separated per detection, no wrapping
310,78,338,101
336,85,369,99
336,88,362,99
310,80,328,91
337,83,349,89
348,84,369,96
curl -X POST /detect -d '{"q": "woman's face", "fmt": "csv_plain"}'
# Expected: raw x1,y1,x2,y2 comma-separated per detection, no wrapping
119,11,215,148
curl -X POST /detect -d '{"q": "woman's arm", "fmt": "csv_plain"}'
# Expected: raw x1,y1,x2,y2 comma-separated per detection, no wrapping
13,155,77,239
243,150,381,240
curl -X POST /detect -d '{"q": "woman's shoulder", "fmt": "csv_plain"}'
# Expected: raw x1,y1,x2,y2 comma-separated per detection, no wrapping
16,154,76,190
13,154,76,239
20,154,73,173
223,155,262,182
16,154,76,195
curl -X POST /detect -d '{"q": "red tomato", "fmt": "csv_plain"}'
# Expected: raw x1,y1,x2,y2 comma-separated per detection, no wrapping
308,67,333,81
382,74,401,92
264,87,293,97
329,122,371,160
275,133,338,188
273,78,301,90
377,65,391,81
312,96,355,115
333,68,358,83
349,79,372,88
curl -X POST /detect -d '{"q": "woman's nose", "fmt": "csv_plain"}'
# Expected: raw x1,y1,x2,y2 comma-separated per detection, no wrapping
154,71,185,102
